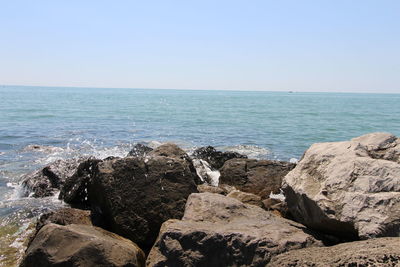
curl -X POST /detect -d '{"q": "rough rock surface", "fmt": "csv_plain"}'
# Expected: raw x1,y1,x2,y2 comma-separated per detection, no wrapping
147,193,322,267
89,143,199,250
268,237,400,267
22,157,88,197
127,144,153,157
227,189,263,207
197,184,226,194
20,223,145,267
36,207,92,231
283,132,400,239
59,158,102,208
220,158,295,199
192,146,247,169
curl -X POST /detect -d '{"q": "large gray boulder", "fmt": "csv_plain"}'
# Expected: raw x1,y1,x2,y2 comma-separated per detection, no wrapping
22,157,88,197
20,223,145,267
268,237,400,266
88,143,199,251
220,158,295,199
283,132,400,239
147,193,322,267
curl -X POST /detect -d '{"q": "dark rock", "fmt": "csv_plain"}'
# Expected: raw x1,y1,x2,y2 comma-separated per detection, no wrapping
192,146,247,169
88,143,199,251
268,237,400,267
20,223,145,267
147,193,322,266
219,158,295,199
59,158,102,208
127,144,153,157
21,158,88,198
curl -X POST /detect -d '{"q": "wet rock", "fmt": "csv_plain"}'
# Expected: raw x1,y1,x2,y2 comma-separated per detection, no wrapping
147,193,322,266
21,157,88,198
20,223,145,267
36,207,92,231
268,237,400,267
88,143,199,251
219,158,295,199
192,146,247,169
127,144,153,157
59,158,102,208
227,189,263,207
283,132,400,239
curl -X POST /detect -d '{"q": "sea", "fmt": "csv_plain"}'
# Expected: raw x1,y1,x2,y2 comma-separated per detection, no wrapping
0,85,399,265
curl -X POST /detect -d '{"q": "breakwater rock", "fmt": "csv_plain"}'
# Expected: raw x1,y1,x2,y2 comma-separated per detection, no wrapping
283,132,400,239
17,133,400,266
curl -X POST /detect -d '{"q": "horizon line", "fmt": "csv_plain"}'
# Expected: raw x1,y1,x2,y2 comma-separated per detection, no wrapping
1,83,399,95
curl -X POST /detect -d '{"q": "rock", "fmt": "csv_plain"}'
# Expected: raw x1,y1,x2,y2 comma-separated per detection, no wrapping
20,223,145,267
197,184,226,194
148,143,189,159
88,143,199,250
219,158,295,199
262,198,288,217
192,159,220,186
192,146,247,169
283,132,400,239
227,189,263,207
127,144,153,157
268,237,400,266
59,158,102,208
21,157,88,198
147,193,322,266
218,183,237,194
36,208,92,231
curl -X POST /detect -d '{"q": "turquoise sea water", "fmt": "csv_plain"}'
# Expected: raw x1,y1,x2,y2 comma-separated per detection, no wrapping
0,85,399,263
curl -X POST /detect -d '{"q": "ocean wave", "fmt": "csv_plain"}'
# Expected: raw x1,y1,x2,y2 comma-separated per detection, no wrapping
218,145,271,159
22,144,64,154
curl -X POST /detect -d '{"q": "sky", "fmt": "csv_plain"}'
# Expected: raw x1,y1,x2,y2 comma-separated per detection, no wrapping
0,0,399,93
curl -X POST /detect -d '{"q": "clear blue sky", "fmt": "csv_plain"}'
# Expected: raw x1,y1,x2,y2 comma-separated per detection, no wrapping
1,0,399,93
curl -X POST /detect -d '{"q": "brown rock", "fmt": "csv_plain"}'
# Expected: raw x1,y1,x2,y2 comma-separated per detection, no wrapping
20,223,145,267
219,158,295,199
36,207,92,231
268,237,400,267
227,189,263,207
146,193,322,266
197,184,226,194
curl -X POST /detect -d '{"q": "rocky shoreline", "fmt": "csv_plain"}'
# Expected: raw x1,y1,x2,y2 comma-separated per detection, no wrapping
15,132,400,266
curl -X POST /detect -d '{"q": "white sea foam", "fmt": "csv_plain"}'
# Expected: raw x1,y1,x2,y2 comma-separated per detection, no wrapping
220,145,271,159
192,159,220,186
269,189,286,201
289,158,298,164
22,144,64,154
